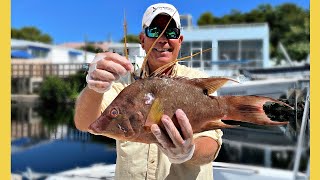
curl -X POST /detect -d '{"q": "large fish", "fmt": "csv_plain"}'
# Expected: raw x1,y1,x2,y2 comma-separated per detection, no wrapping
88,76,291,144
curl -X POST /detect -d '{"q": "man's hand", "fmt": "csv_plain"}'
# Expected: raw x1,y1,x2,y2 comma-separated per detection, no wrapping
151,109,195,164
86,52,133,93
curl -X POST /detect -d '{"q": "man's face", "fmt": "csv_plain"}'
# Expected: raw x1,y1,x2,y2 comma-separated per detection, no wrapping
140,15,183,72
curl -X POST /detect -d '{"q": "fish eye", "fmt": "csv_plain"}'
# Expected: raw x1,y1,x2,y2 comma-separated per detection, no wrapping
110,108,119,118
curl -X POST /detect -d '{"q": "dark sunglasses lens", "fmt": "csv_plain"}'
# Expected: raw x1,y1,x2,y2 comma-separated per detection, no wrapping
145,27,180,39
166,28,180,39
146,27,160,38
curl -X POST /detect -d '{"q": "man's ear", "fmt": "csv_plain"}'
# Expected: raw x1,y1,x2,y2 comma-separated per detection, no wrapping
139,32,145,48
179,35,184,43
178,35,184,49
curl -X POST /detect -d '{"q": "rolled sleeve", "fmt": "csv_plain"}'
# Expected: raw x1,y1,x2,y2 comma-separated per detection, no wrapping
193,129,223,160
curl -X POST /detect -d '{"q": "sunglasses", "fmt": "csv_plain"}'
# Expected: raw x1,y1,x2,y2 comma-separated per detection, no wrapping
145,26,180,39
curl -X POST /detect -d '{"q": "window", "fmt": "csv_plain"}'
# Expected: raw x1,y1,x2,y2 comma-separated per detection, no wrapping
179,40,212,69
69,51,82,62
28,46,50,58
181,18,189,28
202,41,212,60
192,48,201,61
218,41,239,60
192,41,201,48
241,40,262,60
180,41,191,60
218,40,263,61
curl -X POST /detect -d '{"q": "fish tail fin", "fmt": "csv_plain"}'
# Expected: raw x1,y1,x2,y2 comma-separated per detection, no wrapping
222,96,292,125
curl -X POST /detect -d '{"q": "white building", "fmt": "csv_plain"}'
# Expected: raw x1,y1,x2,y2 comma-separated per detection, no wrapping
104,42,146,67
11,39,96,64
11,39,147,67
58,41,146,67
179,16,270,76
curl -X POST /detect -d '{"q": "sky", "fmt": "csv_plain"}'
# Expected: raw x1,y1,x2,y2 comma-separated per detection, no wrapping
11,0,310,44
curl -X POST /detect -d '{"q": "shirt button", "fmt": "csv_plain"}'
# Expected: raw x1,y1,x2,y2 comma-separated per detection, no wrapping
150,160,155,163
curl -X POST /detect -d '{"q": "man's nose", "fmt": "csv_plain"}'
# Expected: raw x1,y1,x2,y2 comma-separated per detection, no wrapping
157,33,168,43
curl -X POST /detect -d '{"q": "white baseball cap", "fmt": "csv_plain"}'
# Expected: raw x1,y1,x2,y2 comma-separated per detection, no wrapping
141,3,181,29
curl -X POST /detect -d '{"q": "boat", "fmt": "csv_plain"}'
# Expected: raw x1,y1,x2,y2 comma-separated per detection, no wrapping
43,161,308,180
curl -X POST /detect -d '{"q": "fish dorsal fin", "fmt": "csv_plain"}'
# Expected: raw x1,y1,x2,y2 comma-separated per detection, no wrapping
144,98,164,128
190,77,239,95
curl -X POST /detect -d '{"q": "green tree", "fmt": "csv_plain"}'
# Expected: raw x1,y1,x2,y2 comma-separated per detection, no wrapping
120,34,140,43
244,4,273,23
219,10,245,24
11,26,53,44
273,4,309,61
39,76,77,105
80,44,104,53
197,12,215,25
39,71,86,105
229,10,244,23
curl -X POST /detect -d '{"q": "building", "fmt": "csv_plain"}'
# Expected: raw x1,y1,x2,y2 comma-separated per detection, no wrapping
99,42,146,67
179,22,270,76
11,39,96,64
180,14,193,28
58,41,145,66
11,39,146,94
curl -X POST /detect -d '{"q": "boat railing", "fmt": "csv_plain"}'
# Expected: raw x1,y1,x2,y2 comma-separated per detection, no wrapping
292,88,310,180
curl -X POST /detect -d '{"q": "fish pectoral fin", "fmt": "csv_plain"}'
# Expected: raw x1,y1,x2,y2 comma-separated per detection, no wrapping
200,120,239,131
191,77,239,95
144,98,164,128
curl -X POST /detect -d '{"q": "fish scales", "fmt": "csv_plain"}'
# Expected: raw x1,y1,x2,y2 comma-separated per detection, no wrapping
143,77,225,129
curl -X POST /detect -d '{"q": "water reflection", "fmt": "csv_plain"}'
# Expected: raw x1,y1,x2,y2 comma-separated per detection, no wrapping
11,102,117,176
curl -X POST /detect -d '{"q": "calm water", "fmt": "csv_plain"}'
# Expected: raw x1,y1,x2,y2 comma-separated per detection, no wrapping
12,139,116,173
11,99,310,177
11,102,117,176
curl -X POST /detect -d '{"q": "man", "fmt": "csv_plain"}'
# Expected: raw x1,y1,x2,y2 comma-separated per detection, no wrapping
74,3,223,180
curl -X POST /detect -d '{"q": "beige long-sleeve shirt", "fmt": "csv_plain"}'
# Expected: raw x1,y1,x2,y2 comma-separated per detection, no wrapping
100,64,223,180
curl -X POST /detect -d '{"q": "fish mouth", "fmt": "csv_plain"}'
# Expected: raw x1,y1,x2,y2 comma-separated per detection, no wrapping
88,123,104,135
117,124,128,133
88,119,135,139
88,115,111,135
88,123,128,140
153,48,173,52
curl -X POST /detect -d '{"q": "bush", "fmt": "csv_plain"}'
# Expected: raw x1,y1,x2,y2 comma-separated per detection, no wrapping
39,70,87,104
68,71,87,93
39,76,76,104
